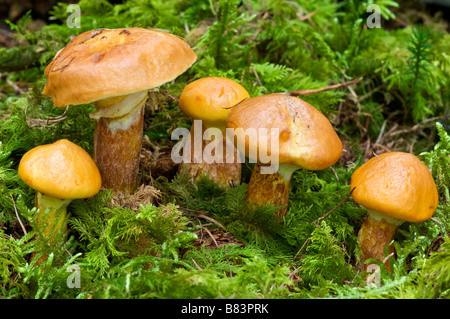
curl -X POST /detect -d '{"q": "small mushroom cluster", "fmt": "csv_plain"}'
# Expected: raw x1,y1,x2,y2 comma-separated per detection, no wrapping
16,26,439,279
18,27,198,260
43,27,197,194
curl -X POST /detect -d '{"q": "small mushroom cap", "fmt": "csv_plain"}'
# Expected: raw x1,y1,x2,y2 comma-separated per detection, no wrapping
18,139,102,200
43,27,197,108
225,93,342,170
178,77,249,126
351,152,439,223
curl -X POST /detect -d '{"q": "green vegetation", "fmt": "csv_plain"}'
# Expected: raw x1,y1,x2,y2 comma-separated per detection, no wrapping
0,0,449,299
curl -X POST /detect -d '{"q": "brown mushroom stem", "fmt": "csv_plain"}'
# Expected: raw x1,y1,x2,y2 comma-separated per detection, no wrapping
358,210,403,273
180,121,241,189
245,163,299,218
92,91,147,194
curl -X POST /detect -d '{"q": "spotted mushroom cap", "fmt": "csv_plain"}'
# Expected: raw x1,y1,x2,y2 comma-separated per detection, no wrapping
351,152,439,223
43,27,197,108
225,93,343,170
18,139,102,200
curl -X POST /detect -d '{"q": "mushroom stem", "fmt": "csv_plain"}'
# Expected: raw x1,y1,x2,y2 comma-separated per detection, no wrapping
180,121,241,188
35,192,71,239
33,192,71,264
245,163,298,218
92,91,147,194
357,210,403,273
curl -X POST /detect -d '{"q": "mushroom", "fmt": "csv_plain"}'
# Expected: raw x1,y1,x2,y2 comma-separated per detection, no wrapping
350,152,439,273
177,77,249,188
226,93,342,217
42,27,197,194
18,139,101,245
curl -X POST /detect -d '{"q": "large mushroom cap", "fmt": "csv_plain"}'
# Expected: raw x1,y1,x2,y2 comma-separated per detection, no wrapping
43,27,197,108
18,139,102,200
351,152,439,223
178,77,249,125
226,93,342,170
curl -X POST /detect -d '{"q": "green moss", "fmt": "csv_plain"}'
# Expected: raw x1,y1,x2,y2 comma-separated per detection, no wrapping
1,0,449,300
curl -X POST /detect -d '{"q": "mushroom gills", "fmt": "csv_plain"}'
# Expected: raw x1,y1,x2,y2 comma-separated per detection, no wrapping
90,91,148,119
276,163,300,181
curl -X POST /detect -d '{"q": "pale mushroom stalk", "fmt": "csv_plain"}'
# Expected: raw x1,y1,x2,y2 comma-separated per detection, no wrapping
91,91,148,194
33,192,72,265
35,192,72,239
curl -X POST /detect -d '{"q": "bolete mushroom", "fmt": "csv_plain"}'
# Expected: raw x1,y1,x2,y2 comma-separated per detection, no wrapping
177,77,249,188
43,27,197,194
350,152,439,273
226,93,342,217
18,139,101,244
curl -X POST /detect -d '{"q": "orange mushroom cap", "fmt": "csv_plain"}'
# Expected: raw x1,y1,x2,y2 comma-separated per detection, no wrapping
43,27,197,108
351,152,439,223
18,139,102,200
178,77,249,127
226,93,342,170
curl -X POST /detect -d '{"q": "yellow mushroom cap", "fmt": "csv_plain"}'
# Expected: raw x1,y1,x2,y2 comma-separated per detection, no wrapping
43,27,197,108
225,93,342,170
178,77,249,126
351,152,439,223
18,139,102,200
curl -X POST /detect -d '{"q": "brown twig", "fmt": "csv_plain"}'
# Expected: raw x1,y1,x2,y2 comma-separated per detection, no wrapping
203,227,220,249
223,245,233,277
293,238,311,261
250,65,264,89
312,187,356,227
299,9,318,21
288,265,303,280
24,105,69,129
6,77,26,95
382,252,395,264
191,258,203,271
0,73,29,95
431,217,444,227
77,28,105,45
180,206,227,231
149,88,180,102
384,116,442,138
53,54,67,67
51,56,75,72
280,77,363,96
330,166,339,182
11,194,27,236
0,233,11,239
